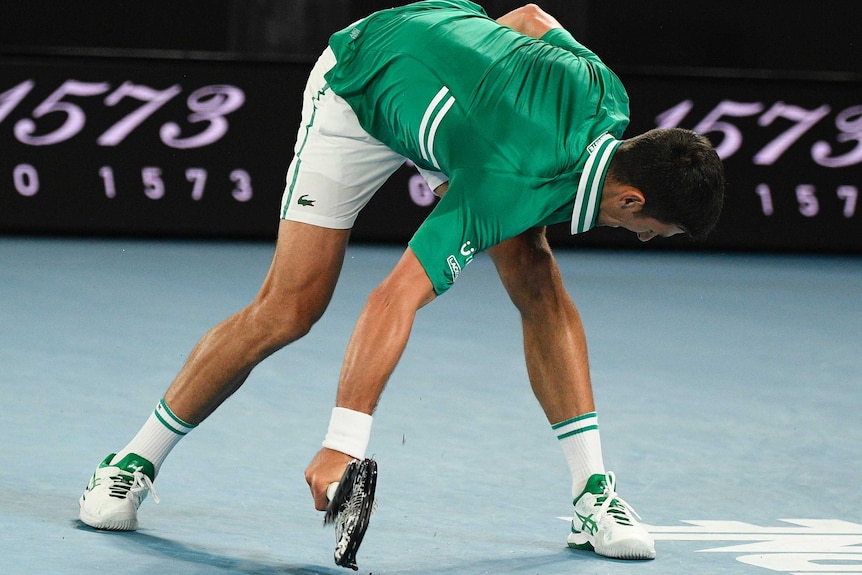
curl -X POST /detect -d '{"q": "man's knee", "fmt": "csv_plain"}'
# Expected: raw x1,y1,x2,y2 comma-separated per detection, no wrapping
243,221,347,352
241,290,326,354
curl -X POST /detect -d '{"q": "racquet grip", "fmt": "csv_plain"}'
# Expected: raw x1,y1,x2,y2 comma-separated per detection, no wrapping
326,481,339,502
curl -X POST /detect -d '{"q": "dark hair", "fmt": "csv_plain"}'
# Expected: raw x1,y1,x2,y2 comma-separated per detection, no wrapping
607,128,725,240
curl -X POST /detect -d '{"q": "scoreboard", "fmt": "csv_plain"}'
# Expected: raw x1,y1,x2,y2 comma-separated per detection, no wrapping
1,54,859,252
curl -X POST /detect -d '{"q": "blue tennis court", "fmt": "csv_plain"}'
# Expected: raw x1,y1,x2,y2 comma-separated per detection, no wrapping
2,236,860,574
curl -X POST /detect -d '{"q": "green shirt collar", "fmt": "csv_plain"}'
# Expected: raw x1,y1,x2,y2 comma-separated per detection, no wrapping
571,133,622,234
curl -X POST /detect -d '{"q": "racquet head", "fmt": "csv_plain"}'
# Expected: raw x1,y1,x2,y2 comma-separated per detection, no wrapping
324,458,378,570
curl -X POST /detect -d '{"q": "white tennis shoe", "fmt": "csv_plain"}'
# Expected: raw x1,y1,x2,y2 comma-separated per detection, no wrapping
567,472,655,559
78,453,159,531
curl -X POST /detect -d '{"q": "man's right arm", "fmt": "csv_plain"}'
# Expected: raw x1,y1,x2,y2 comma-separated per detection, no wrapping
497,4,602,63
496,4,562,39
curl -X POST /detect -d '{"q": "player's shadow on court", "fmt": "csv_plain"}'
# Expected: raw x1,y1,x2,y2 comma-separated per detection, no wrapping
74,521,622,574
380,549,604,574
74,521,343,575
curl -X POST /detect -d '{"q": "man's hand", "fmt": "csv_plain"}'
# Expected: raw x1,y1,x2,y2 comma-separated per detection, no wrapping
496,4,563,39
305,448,355,510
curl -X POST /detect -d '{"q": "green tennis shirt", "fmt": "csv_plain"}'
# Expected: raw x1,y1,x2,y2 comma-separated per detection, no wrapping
325,0,630,294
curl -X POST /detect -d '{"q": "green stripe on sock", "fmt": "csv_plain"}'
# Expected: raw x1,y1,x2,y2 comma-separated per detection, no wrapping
158,398,197,432
551,412,597,430
154,409,187,436
557,424,599,440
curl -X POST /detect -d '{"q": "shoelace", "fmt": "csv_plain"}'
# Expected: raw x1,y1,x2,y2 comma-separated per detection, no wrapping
595,472,640,526
108,467,160,504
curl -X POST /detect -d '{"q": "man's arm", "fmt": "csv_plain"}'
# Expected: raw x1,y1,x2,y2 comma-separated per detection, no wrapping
496,4,562,38
498,4,600,62
305,247,436,510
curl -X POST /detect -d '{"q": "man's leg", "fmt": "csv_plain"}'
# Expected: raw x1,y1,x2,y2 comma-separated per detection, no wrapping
488,228,604,494
79,220,350,531
164,220,350,424
488,228,655,560
487,228,594,424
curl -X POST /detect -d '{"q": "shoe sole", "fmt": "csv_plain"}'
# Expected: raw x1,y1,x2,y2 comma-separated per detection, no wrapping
597,542,656,560
78,496,138,531
568,532,656,560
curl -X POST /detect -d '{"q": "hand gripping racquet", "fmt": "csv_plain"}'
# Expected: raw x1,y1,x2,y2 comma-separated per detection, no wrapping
324,458,378,570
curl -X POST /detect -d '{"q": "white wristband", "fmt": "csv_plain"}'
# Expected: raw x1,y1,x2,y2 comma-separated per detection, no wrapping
322,407,373,460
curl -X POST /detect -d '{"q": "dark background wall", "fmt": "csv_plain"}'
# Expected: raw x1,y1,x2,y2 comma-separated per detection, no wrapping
1,1,860,251
3,1,859,74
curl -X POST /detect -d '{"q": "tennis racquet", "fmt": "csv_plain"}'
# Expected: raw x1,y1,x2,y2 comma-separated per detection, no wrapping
324,458,378,570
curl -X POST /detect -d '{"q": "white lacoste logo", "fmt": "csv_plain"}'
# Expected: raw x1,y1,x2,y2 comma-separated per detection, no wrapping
446,242,475,282
559,518,862,572
446,255,461,280
586,132,609,154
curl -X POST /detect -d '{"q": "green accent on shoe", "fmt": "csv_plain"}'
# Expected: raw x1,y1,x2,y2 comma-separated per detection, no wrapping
574,473,609,503
575,510,599,536
568,539,595,551
574,473,636,527
97,453,117,467
106,453,156,481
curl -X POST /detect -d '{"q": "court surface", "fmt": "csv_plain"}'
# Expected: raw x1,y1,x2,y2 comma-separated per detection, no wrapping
2,236,861,575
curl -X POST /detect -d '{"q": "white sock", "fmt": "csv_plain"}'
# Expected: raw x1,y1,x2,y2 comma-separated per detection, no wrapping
112,398,197,478
552,412,605,498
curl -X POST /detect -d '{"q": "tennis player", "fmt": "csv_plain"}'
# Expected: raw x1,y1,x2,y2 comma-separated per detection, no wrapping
79,0,724,562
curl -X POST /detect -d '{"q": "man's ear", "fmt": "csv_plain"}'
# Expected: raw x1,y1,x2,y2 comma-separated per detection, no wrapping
618,186,645,212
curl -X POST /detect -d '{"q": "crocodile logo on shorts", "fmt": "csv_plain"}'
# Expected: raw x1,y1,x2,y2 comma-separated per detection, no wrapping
297,194,316,207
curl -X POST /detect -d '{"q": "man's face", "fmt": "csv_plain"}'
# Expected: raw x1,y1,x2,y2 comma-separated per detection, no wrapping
595,185,685,242
626,214,684,242
601,211,684,242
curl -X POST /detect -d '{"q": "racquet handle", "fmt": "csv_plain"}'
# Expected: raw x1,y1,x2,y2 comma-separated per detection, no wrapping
326,481,339,502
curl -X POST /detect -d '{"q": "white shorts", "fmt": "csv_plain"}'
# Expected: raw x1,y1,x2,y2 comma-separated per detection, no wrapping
279,48,402,229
